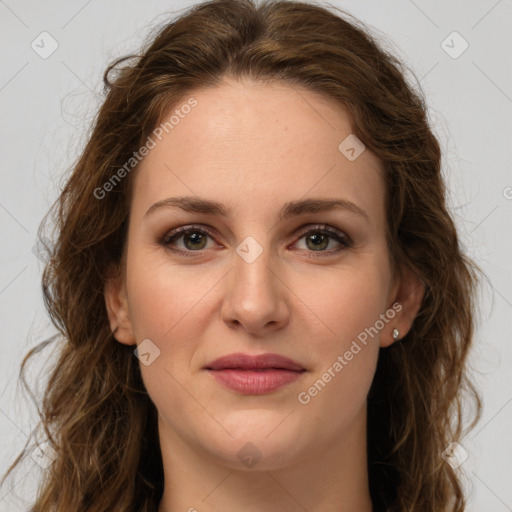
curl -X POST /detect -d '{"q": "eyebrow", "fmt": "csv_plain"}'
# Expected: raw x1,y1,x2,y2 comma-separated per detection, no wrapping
144,196,370,223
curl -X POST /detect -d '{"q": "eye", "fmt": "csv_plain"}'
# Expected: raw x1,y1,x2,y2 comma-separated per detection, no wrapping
159,223,352,258
159,225,217,257
292,224,352,256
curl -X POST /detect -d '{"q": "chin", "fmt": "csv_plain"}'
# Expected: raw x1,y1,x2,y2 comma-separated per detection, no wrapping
197,414,307,470
211,437,304,472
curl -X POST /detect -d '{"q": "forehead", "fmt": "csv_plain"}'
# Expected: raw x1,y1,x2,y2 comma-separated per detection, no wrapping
132,79,385,227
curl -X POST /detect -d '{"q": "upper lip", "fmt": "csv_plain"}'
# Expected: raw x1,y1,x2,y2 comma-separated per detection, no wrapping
204,352,305,371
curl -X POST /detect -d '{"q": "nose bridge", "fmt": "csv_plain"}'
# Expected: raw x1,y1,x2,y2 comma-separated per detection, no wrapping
233,243,274,297
221,237,289,333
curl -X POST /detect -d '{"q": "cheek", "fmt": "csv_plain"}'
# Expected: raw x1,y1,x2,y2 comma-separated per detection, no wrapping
292,262,389,413
125,257,214,418
299,261,391,348
125,248,213,341
292,274,386,439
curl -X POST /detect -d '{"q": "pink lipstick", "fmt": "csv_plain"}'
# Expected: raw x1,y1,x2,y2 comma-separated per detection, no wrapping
204,352,306,395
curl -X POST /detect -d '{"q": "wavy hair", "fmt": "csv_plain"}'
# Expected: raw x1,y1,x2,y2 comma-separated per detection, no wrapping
2,0,482,510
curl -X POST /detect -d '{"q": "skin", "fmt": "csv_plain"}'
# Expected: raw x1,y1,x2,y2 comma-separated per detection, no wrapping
105,78,424,512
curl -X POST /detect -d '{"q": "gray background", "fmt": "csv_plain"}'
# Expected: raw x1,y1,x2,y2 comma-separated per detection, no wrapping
1,0,511,510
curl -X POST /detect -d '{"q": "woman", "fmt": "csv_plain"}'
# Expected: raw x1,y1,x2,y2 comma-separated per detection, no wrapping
2,0,482,510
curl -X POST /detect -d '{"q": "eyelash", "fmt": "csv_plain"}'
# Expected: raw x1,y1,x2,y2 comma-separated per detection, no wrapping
159,223,352,259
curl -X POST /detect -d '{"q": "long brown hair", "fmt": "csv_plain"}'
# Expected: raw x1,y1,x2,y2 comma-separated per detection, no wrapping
2,0,482,510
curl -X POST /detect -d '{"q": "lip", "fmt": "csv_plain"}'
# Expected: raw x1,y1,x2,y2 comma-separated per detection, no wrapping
204,352,306,395
205,352,305,371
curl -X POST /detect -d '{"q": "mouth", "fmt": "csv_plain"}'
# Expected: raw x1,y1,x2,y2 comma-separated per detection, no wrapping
204,352,306,395
204,352,305,371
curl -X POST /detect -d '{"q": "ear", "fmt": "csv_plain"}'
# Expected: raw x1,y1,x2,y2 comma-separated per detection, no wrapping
104,265,136,346
380,264,425,348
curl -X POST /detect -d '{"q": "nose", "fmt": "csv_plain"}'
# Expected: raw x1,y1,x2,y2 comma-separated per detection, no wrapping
220,247,290,336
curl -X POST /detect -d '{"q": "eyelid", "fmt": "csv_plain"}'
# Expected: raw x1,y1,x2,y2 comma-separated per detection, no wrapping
292,224,352,247
159,222,352,256
159,224,218,247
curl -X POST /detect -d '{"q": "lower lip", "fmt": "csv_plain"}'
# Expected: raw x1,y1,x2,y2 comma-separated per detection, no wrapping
206,368,305,394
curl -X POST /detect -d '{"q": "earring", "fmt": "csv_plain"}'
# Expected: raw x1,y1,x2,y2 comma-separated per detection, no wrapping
392,328,400,340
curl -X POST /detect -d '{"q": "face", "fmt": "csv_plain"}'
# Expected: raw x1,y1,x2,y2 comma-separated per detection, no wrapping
106,78,418,471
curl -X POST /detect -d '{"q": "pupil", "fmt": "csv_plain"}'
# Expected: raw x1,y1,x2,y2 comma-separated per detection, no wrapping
185,232,205,249
308,233,327,250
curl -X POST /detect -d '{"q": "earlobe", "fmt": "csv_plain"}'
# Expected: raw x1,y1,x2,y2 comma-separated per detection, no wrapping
104,270,136,346
381,265,425,348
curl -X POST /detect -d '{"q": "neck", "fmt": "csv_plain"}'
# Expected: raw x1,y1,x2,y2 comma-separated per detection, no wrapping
157,404,374,512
